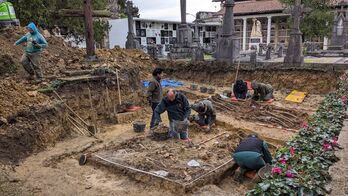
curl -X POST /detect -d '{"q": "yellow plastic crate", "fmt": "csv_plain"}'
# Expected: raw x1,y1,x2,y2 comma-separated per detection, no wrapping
285,90,307,103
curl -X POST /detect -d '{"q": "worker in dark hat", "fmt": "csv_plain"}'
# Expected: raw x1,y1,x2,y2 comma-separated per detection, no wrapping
232,134,272,177
233,80,248,100
190,100,216,131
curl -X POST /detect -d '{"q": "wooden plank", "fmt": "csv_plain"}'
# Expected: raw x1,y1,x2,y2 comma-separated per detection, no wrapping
58,75,106,82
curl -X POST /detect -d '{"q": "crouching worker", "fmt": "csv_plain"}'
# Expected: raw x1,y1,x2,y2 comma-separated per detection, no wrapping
154,89,191,141
233,80,248,99
251,81,274,101
233,134,272,178
190,100,216,131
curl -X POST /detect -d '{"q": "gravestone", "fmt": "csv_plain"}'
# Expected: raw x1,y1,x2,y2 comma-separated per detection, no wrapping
125,1,140,49
277,43,284,57
284,0,304,65
249,18,263,51
258,43,266,56
214,0,240,63
265,44,273,60
191,17,204,61
169,0,193,59
329,3,348,50
250,46,257,64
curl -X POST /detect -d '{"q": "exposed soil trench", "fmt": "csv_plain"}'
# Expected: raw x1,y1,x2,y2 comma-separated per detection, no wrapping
161,61,341,94
0,61,342,195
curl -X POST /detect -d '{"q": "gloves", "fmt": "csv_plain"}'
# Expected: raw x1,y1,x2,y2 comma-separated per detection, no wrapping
32,41,41,49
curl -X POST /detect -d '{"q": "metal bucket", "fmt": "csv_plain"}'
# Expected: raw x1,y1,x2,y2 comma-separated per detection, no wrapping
133,121,146,133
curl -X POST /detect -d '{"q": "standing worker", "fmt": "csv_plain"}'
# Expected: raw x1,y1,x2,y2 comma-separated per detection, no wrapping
233,134,272,179
14,22,48,81
147,67,164,129
190,100,216,131
251,81,274,102
154,89,191,141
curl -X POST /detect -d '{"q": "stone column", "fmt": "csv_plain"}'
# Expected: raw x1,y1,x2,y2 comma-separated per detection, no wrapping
180,0,187,24
284,0,304,65
274,18,279,47
215,0,240,63
176,0,192,46
267,16,272,44
243,18,247,51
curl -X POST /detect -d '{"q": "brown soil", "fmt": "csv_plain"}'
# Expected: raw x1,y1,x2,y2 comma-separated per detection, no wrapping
95,125,247,183
0,79,49,119
161,61,341,94
0,104,69,165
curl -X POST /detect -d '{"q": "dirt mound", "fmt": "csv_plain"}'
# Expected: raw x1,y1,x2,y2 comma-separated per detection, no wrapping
0,79,49,119
0,26,156,79
0,27,84,77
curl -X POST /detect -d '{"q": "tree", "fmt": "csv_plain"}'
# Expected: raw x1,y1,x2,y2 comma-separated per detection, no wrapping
280,0,334,39
9,0,126,46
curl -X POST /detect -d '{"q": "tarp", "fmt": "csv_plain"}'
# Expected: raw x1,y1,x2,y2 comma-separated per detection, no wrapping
285,90,307,103
143,79,184,88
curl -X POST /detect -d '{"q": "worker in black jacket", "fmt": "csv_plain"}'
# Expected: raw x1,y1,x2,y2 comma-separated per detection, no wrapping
233,134,272,174
233,80,248,99
154,89,191,140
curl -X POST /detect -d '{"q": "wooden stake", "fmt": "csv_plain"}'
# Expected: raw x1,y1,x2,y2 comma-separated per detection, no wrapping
196,132,228,146
105,86,112,117
234,58,241,84
87,86,98,134
67,117,86,136
53,90,89,127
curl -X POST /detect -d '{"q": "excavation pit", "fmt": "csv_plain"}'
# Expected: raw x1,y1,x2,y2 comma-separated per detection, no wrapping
88,124,277,193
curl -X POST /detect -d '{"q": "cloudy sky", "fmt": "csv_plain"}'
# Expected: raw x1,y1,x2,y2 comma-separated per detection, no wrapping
132,0,221,22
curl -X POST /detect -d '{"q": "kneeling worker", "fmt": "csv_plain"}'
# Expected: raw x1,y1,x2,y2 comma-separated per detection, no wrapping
233,134,272,174
233,80,248,99
154,89,191,141
191,100,216,131
251,81,274,101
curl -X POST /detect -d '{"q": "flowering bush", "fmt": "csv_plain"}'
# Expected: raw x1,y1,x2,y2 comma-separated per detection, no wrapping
248,74,348,195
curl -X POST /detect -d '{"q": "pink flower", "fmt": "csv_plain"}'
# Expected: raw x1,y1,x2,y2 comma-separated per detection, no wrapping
285,171,295,178
279,157,287,165
272,167,282,174
340,75,348,80
290,147,295,156
323,143,332,151
301,122,309,129
330,138,338,146
342,96,347,104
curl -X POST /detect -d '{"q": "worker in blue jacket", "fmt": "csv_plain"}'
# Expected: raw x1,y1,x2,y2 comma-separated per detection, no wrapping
154,89,191,141
14,22,48,81
233,134,272,176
